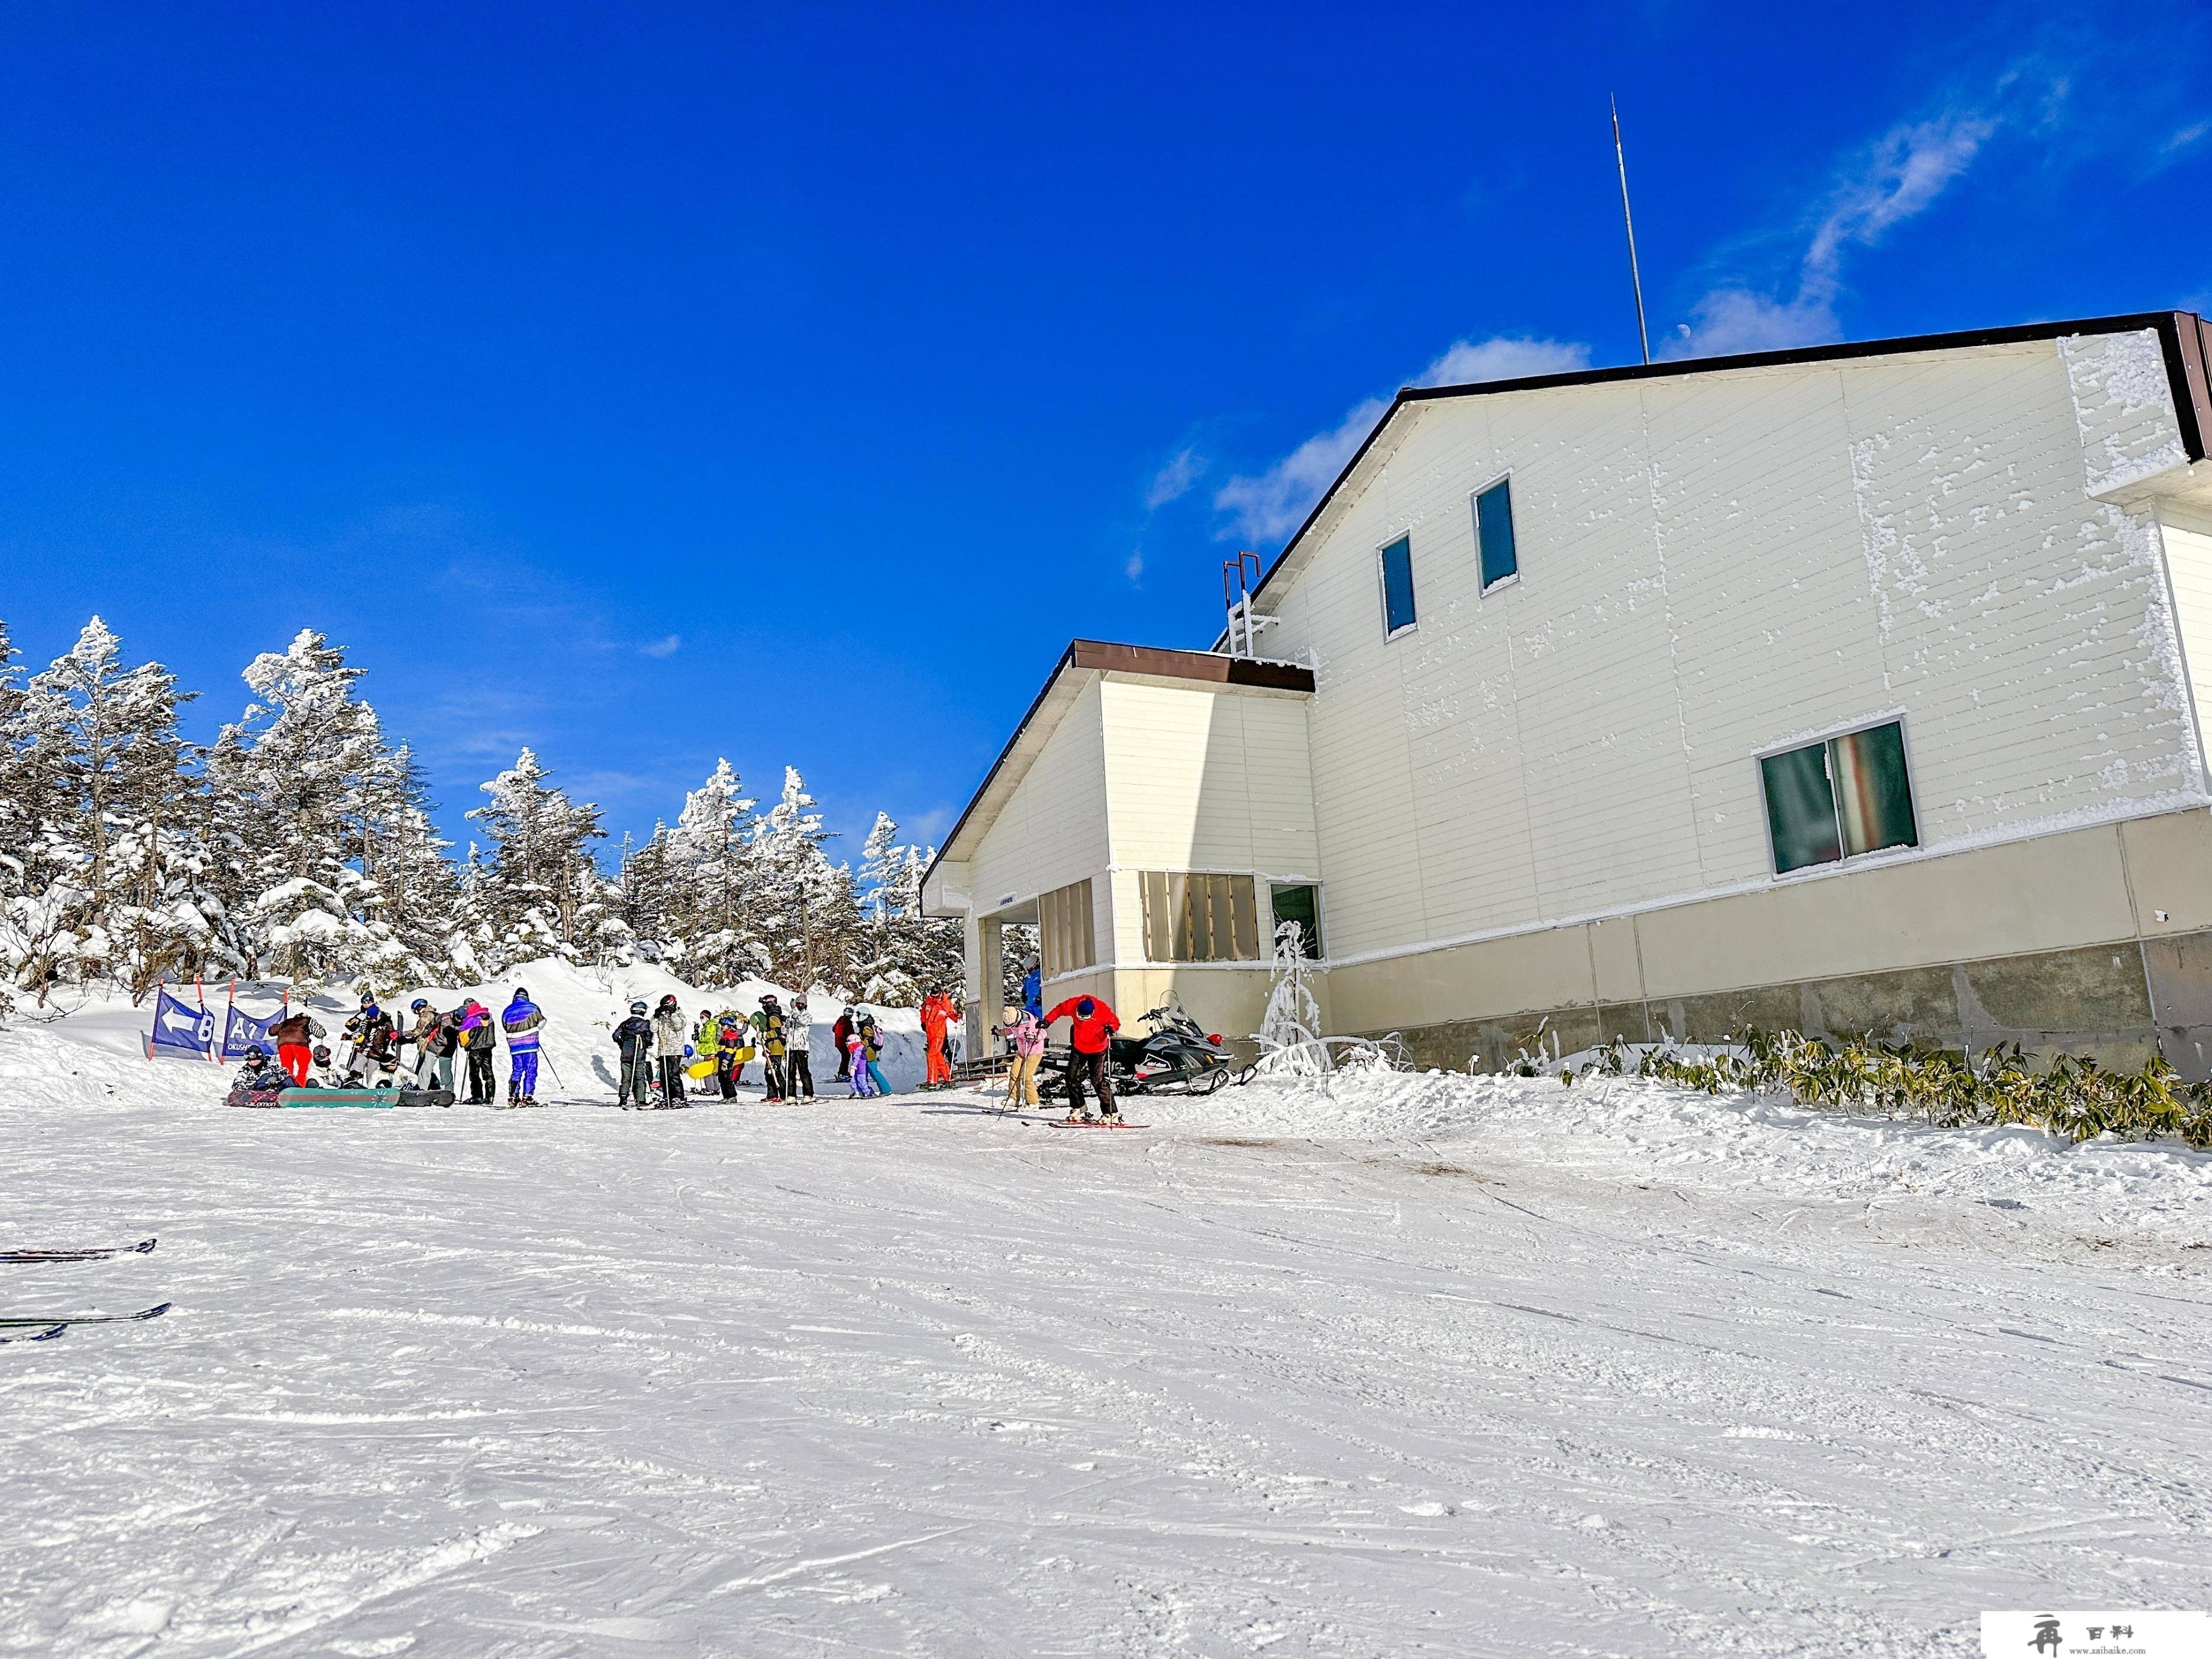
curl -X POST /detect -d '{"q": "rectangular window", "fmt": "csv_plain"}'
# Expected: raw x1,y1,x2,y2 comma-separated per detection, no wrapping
1378,535,1417,638
1140,872,1261,963
1036,878,1095,980
1474,477,1517,589
1269,883,1323,959
1759,720,1919,875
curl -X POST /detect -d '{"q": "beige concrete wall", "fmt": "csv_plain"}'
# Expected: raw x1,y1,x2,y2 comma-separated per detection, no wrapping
1324,807,2212,1069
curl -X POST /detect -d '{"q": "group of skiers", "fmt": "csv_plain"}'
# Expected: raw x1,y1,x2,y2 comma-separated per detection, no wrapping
608,991,882,1108
238,988,551,1104
226,958,1127,1122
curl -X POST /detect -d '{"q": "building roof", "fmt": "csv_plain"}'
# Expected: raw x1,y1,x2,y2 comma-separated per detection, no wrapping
918,640,1315,911
1236,310,2212,622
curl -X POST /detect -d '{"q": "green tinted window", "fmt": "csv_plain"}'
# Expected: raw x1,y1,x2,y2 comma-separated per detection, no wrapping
1379,537,1416,637
1760,720,1917,874
1475,479,1517,588
1270,883,1323,959
1761,743,1842,874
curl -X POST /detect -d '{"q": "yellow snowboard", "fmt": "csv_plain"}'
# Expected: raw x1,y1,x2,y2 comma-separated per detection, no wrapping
685,1058,716,1080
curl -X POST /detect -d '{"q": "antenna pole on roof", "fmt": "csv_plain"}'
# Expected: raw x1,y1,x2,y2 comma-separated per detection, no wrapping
1610,94,1652,367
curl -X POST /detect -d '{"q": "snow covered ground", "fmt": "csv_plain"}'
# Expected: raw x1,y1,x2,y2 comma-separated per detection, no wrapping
4,974,2209,1657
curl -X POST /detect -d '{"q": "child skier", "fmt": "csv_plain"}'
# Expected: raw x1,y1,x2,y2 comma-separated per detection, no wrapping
831,1006,854,1080
502,986,545,1105
845,1022,874,1098
613,1000,654,1106
856,1011,892,1098
996,1005,1045,1110
786,995,816,1100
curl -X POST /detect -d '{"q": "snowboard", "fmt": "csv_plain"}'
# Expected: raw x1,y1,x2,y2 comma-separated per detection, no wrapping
264,1088,455,1109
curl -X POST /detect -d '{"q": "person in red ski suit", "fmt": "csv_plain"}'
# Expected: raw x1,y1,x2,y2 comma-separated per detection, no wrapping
920,990,958,1087
1039,994,1120,1121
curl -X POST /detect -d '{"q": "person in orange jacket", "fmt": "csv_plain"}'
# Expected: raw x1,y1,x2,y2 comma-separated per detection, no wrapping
919,989,958,1088
1039,993,1120,1121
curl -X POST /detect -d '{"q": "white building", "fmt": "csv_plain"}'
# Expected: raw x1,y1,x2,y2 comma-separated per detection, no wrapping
922,313,2212,1074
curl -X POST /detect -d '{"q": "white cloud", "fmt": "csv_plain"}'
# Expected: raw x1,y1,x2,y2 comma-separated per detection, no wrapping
1668,110,1996,358
2161,119,2208,156
640,634,681,659
1213,335,1588,546
1416,335,1590,388
1124,550,1145,583
1145,447,1206,509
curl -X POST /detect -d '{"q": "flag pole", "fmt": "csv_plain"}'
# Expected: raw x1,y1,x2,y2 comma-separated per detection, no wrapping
1611,95,1652,366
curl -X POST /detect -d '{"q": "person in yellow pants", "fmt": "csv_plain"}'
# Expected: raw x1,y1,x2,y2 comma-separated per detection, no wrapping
997,1006,1045,1109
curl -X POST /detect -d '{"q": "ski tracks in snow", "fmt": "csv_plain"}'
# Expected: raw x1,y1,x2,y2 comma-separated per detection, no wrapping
0,1057,2208,1655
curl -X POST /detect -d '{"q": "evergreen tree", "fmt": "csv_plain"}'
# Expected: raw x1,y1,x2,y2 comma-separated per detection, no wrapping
464,748,609,971
5,619,206,999
663,759,757,985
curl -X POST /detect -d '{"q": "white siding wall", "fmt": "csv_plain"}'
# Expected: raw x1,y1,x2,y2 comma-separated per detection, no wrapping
1264,335,2207,965
1097,679,1318,963
965,677,1111,927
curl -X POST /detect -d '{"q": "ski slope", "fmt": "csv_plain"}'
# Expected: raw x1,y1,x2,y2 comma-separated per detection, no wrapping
2,977,2208,1657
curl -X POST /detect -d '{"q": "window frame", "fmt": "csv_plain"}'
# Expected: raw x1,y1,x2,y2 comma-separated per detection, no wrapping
1754,714,1920,879
1470,471,1519,595
1375,533,1419,642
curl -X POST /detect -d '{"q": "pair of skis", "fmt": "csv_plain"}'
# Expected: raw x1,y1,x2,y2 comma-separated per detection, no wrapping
1,1237,170,1344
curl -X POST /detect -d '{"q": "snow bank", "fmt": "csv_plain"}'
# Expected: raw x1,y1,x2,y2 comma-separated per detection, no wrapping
1139,1066,2212,1248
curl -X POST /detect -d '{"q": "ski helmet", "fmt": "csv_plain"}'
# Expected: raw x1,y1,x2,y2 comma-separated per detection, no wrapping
658,994,678,1008
514,987,528,1000
359,992,376,1007
411,999,428,1012
629,1000,648,1014
761,993,779,1006
793,995,808,1009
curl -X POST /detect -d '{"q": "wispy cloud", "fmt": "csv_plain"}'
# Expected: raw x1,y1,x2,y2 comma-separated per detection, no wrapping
1145,447,1206,509
640,634,681,659
1213,335,1588,546
1123,550,1144,583
1666,109,1998,357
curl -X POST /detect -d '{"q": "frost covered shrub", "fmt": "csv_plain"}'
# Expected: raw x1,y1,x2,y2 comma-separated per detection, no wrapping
1584,1029,2212,1150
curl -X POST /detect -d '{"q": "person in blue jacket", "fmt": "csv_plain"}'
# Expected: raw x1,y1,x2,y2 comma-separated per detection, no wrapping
502,986,545,1106
1021,953,1042,1021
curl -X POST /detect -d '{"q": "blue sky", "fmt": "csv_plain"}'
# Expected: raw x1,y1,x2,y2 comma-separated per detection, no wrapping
2,2,2207,865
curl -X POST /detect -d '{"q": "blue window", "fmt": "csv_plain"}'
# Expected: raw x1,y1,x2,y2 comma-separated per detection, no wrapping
1378,535,1417,637
1474,477,1517,589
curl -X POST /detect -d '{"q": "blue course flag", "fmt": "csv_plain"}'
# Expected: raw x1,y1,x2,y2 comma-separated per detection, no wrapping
150,986,215,1058
221,1001,281,1061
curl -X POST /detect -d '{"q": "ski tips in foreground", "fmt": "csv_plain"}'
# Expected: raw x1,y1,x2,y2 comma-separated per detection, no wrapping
0,1237,158,1264
0,1302,172,1329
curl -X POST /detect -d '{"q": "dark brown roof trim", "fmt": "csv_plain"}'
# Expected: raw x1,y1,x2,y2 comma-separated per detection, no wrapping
1068,638,1314,692
1247,310,2212,608
921,640,1315,899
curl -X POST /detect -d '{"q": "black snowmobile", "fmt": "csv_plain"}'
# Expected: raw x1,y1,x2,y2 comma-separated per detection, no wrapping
1044,1002,1237,1099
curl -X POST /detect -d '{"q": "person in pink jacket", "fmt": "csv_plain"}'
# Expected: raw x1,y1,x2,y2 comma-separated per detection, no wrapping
997,1006,1045,1109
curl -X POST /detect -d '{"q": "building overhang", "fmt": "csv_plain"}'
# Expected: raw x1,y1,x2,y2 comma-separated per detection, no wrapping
918,640,1314,918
